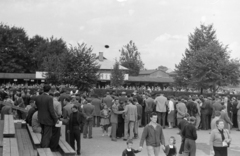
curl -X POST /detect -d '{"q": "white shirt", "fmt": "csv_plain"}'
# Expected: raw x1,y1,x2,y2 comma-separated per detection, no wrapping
168,100,174,111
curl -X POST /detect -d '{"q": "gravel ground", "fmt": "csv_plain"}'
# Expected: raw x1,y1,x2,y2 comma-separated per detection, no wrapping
61,125,240,156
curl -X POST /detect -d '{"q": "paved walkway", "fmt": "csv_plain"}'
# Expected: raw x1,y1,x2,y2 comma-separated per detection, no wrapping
62,126,240,156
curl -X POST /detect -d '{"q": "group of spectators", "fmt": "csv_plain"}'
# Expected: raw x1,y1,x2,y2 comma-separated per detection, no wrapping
1,84,240,156
98,85,239,95
0,85,84,155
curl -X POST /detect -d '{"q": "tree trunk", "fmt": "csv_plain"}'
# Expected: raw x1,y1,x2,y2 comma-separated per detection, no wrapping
200,88,203,94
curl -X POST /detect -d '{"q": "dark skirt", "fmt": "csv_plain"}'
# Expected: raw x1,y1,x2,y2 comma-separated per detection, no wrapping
168,110,175,123
213,146,228,156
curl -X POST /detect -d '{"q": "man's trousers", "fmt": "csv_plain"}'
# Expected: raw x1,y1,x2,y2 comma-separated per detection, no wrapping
40,124,53,148
111,123,118,140
83,119,93,138
70,126,81,154
183,138,196,156
50,127,61,151
124,120,134,140
157,112,166,127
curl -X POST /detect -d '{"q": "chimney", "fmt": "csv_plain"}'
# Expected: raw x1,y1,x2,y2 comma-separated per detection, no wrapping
99,52,104,61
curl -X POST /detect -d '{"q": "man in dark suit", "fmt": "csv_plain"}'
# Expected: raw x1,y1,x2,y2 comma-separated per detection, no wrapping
102,92,113,108
82,99,95,138
35,84,58,148
201,97,211,130
212,96,224,118
91,95,101,127
69,105,84,155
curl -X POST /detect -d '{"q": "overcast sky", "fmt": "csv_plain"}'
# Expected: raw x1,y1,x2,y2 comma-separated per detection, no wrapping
1,0,240,70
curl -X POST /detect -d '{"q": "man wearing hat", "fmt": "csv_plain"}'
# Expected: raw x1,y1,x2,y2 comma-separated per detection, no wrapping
200,96,212,130
82,98,95,139
61,96,74,144
178,113,190,154
182,116,197,156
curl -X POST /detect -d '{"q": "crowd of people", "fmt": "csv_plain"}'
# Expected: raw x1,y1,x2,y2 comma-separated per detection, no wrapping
99,85,239,95
0,84,240,156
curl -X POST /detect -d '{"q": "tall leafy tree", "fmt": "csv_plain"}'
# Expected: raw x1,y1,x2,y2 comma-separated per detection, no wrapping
110,61,125,88
175,24,217,88
30,36,68,71
44,43,100,91
188,41,240,92
42,53,64,84
157,65,168,72
0,23,32,73
175,24,240,93
119,40,144,76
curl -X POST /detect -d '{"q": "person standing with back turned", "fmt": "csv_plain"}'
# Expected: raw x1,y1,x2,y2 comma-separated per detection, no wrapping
154,94,168,128
35,84,58,148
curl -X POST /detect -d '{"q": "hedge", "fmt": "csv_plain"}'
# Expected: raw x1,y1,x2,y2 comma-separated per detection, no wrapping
92,89,240,99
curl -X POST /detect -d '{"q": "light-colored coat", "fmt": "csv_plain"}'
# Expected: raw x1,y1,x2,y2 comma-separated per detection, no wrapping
176,102,187,119
220,110,233,129
103,95,113,108
124,104,138,122
110,103,119,124
237,101,240,115
154,95,167,112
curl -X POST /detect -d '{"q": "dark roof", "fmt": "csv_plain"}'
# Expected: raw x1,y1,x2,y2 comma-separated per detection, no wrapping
0,73,35,79
128,76,174,83
139,70,157,75
169,71,177,75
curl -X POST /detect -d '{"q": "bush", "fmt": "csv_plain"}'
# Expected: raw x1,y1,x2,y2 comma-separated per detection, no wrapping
92,89,240,99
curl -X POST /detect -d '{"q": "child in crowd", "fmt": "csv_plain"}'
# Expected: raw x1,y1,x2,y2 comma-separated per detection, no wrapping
122,140,140,156
100,104,111,136
164,136,177,156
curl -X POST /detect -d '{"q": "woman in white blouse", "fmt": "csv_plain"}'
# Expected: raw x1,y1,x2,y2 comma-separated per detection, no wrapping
167,96,175,128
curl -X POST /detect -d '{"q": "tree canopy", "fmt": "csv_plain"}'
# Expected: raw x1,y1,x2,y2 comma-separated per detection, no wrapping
110,61,125,87
44,43,100,91
119,40,144,76
174,24,240,93
0,24,31,73
0,23,100,91
157,65,168,72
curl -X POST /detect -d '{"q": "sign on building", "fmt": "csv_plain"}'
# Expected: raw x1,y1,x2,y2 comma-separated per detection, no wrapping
36,72,47,79
99,73,129,80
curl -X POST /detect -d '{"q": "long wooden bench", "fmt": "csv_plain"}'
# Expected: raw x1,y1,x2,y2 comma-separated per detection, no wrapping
2,138,19,156
3,115,15,137
0,121,3,147
16,128,38,156
37,148,54,156
59,138,75,156
26,124,41,148
26,124,74,156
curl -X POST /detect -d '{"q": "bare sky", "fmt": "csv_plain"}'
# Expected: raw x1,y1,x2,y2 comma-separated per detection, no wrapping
1,0,239,70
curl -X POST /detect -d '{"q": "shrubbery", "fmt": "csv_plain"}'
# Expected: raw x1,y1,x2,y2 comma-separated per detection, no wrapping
92,88,240,99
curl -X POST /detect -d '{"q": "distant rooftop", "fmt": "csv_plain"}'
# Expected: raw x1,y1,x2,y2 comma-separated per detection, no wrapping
128,76,174,83
139,69,157,75
95,52,128,70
